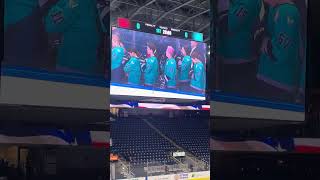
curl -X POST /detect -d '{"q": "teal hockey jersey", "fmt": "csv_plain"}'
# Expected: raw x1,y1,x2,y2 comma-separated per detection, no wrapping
124,57,141,85
164,58,177,88
144,56,159,85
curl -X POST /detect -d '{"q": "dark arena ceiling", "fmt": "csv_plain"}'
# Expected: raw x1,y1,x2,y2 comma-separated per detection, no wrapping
110,0,210,42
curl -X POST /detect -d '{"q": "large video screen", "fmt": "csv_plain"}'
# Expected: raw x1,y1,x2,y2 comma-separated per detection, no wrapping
1,0,110,109
212,0,307,121
111,27,207,101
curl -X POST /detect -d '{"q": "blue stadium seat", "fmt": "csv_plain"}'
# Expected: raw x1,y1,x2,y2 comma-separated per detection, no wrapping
111,117,209,167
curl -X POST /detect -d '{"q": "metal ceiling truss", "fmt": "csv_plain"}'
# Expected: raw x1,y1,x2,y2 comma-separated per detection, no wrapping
111,0,210,39
129,0,157,19
153,0,198,24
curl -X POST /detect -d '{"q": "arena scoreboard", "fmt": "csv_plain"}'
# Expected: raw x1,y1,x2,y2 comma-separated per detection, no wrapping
117,17,204,42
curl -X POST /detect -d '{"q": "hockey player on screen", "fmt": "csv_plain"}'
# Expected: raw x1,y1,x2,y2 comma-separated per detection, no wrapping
257,0,303,103
178,45,192,91
190,51,206,94
124,49,141,85
44,0,101,75
111,32,125,83
144,42,159,87
190,41,199,58
216,0,262,94
164,46,177,90
190,41,206,63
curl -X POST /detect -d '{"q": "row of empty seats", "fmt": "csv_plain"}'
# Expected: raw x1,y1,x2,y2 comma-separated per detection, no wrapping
148,117,210,165
111,118,177,166
111,116,210,169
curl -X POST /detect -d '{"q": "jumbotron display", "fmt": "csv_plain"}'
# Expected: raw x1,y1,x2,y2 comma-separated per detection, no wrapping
3,0,109,79
110,22,207,101
211,0,307,121
1,0,109,110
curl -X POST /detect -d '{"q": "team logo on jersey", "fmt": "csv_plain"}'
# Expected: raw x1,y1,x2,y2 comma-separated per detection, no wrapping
52,11,64,24
236,7,248,17
278,33,291,48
